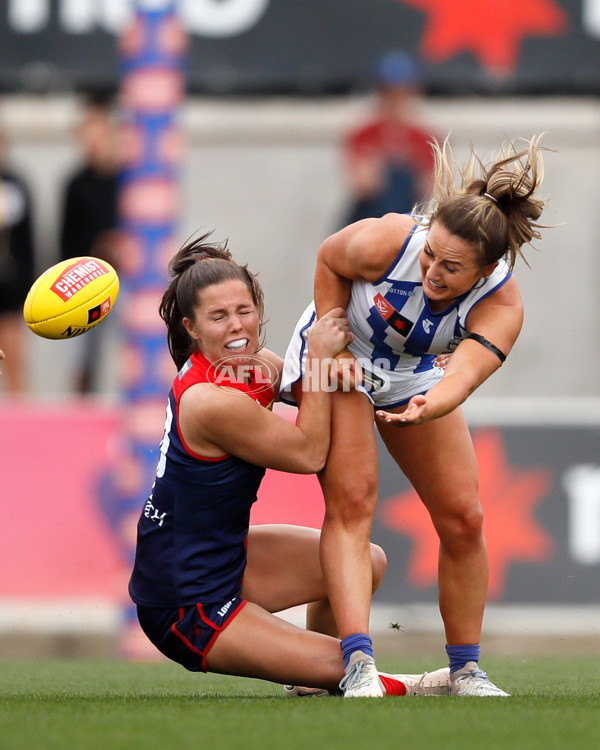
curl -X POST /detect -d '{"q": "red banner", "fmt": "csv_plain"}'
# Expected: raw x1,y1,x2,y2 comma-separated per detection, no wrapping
2,403,599,605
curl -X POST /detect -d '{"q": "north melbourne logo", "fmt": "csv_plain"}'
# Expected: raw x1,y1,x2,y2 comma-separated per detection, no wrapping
374,293,414,336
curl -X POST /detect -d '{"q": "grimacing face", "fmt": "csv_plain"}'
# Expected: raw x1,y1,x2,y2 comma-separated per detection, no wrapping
419,221,498,310
182,279,260,365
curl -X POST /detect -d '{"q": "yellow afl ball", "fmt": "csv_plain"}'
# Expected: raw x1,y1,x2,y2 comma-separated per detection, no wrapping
23,257,119,339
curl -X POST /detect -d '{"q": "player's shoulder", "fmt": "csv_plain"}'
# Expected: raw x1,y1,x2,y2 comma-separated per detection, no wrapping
346,213,417,280
381,211,418,231
179,380,214,406
181,380,263,416
181,380,228,405
178,382,237,433
366,212,418,249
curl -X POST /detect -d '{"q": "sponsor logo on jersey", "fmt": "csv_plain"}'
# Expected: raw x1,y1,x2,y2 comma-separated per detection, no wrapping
143,498,167,527
374,293,414,336
51,259,109,301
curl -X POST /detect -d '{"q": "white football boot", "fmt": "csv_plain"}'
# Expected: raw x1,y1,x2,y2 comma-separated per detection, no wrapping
339,650,384,698
450,661,510,697
381,667,450,696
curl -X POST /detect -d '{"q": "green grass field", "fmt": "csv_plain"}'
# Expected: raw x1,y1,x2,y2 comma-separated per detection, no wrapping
1,656,599,750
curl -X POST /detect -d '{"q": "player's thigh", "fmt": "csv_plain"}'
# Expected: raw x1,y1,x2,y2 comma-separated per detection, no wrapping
243,525,327,612
377,406,479,518
319,388,378,503
206,601,342,687
295,378,377,469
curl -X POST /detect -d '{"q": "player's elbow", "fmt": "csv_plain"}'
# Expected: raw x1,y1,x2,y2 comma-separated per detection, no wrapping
295,444,328,474
304,454,328,475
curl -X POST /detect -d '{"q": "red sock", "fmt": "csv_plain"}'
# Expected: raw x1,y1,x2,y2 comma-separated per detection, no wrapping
379,675,407,696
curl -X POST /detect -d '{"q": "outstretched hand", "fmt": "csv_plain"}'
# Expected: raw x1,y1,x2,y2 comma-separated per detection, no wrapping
376,394,428,426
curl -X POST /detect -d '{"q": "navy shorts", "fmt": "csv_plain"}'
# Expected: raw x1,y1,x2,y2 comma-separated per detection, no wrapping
137,596,247,672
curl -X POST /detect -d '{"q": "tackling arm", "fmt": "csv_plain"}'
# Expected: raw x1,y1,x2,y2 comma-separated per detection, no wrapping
376,276,524,426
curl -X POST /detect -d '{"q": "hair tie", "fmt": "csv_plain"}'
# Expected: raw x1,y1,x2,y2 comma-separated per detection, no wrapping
483,192,498,205
195,252,211,261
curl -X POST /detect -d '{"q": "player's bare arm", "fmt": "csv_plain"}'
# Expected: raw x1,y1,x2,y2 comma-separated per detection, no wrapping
314,213,414,315
315,214,414,386
179,385,331,473
376,277,523,426
180,308,352,472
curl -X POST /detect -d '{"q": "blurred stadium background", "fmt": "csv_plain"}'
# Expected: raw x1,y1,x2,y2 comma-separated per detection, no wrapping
1,0,599,659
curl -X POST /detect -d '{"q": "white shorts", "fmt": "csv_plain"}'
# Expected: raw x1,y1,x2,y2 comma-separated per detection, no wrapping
280,303,444,410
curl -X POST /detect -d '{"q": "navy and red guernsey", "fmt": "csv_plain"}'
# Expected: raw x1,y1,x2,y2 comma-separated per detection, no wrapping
129,350,275,608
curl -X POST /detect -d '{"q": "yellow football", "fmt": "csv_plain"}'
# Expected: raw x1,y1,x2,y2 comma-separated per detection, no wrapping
23,256,120,339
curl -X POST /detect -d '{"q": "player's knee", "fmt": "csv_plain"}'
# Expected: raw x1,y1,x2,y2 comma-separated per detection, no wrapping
370,543,387,592
324,474,378,525
436,502,484,552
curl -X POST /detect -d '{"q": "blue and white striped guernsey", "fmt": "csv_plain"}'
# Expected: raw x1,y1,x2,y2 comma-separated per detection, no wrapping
280,219,511,409
346,222,511,369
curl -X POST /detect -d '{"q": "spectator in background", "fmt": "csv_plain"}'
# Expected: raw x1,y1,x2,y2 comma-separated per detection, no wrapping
0,128,35,394
60,94,120,394
341,51,438,226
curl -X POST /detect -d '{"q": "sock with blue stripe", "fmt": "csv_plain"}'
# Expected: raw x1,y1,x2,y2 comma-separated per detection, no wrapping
446,643,481,674
341,633,374,669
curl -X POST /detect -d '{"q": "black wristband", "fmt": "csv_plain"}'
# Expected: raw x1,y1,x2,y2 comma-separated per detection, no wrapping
465,332,507,363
